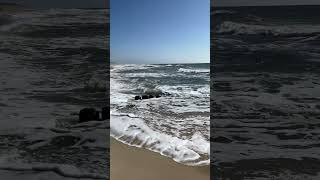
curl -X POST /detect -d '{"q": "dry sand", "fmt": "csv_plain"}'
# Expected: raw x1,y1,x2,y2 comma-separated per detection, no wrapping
110,138,210,180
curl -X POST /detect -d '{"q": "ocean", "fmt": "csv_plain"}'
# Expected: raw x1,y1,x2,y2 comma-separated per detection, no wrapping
111,63,210,166
211,5,320,179
0,9,109,179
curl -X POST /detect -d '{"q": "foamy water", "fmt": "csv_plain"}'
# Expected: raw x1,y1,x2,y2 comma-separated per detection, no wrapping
212,6,320,179
110,64,210,166
0,9,109,179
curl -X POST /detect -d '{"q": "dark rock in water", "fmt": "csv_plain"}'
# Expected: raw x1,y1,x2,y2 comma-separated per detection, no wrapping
79,108,99,123
135,96,142,100
101,106,108,120
142,95,149,99
162,92,171,96
134,93,165,100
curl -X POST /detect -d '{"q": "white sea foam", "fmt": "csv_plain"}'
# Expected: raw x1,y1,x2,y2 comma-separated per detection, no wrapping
110,112,209,166
111,64,159,71
217,21,320,35
0,120,109,179
0,9,108,179
212,10,235,15
123,72,169,78
178,68,210,73
158,85,209,99
110,64,210,166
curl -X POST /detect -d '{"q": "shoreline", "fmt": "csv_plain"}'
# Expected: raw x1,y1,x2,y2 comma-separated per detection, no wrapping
110,138,210,180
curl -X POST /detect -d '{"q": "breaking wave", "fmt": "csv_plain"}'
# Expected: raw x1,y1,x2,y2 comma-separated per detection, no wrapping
217,21,320,36
178,68,209,73
111,112,209,166
110,64,210,166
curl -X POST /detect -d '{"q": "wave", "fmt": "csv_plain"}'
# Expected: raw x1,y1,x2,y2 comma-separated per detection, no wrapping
0,15,24,32
0,14,13,25
111,64,159,71
212,10,235,15
178,68,209,73
123,72,169,78
0,162,107,179
158,85,209,98
83,76,107,93
0,119,109,179
110,64,210,166
217,21,320,36
0,9,107,37
110,112,209,166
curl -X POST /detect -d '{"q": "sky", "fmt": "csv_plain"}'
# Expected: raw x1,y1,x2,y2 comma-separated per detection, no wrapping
0,0,107,8
214,0,320,7
111,0,210,64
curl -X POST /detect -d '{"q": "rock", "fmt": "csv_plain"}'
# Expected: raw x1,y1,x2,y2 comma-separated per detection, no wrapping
79,108,99,123
135,96,142,100
101,106,108,120
142,95,149,99
162,92,171,96
134,92,168,100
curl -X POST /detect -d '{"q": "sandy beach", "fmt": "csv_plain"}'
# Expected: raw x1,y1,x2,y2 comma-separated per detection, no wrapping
110,138,210,180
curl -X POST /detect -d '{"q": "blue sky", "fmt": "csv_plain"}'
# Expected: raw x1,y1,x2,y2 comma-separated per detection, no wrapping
111,0,210,64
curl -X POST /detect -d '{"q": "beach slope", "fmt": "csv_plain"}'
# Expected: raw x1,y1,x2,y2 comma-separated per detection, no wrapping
110,138,210,180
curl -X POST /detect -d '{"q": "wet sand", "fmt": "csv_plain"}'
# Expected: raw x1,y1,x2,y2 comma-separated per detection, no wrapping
110,138,210,180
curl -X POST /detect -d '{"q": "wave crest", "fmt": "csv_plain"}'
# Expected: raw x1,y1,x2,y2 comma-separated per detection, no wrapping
217,21,320,36
110,112,210,166
178,68,209,73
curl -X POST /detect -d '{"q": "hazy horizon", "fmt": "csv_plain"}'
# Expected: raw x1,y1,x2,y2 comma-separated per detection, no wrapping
110,61,210,65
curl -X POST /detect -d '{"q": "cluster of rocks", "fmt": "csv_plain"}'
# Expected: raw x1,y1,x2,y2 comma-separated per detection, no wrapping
134,92,171,100
79,107,108,123
135,94,160,100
